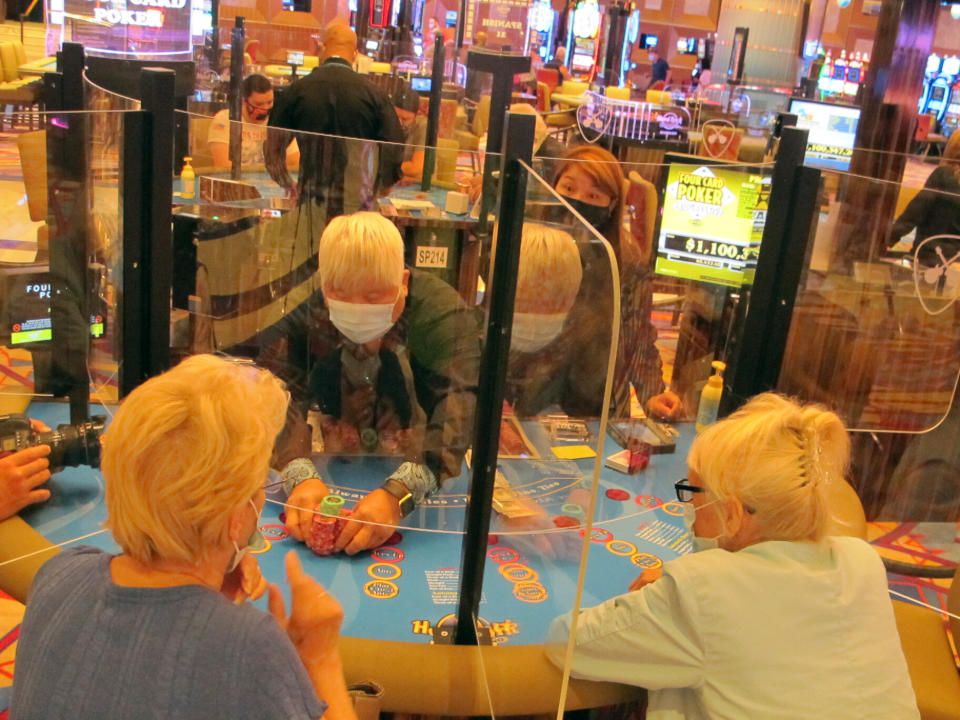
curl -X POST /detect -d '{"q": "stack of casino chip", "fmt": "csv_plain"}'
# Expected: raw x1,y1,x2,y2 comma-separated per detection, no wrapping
307,495,351,556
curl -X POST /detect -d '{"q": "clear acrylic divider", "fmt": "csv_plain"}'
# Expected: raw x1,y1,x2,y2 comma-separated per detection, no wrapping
0,108,129,600
170,123,501,660
514,149,777,716
776,162,960,588
485,159,622,717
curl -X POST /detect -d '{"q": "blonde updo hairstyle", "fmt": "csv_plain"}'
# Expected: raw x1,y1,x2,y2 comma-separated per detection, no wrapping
102,355,289,566
688,392,850,542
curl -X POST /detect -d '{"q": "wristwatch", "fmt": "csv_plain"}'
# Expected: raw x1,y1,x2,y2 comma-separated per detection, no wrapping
381,477,416,518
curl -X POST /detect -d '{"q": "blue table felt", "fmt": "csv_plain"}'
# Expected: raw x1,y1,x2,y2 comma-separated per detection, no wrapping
21,403,694,645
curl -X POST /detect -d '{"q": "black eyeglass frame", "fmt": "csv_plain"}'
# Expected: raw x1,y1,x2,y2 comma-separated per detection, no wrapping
675,479,704,503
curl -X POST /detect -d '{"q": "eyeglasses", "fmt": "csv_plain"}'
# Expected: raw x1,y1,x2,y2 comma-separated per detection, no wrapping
265,468,286,492
675,479,704,503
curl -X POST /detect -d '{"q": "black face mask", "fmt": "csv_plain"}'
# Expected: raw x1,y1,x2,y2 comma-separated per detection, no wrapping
560,195,614,232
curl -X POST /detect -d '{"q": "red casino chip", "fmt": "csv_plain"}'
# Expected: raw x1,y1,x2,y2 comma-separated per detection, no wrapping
606,489,630,501
553,515,580,528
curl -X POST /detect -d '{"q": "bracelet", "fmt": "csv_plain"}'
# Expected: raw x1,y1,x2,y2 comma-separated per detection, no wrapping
281,457,322,496
383,461,437,505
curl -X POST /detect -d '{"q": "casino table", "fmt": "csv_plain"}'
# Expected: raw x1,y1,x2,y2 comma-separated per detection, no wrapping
12,401,693,714
172,171,481,305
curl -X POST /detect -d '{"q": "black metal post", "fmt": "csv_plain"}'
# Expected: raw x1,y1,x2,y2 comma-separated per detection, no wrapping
120,111,149,397
467,50,530,235
454,112,536,645
45,43,90,424
721,126,810,415
229,16,245,180
140,69,176,379
421,32,445,192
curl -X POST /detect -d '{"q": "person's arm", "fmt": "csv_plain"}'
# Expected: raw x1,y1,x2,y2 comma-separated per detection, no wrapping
376,93,407,190
207,111,231,167
266,91,298,196
406,279,481,484
545,570,703,690
891,167,944,244
267,552,358,720
0,445,51,522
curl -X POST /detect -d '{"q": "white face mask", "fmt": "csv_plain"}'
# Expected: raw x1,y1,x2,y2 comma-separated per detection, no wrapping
682,498,723,553
227,499,266,573
326,294,398,345
511,312,567,353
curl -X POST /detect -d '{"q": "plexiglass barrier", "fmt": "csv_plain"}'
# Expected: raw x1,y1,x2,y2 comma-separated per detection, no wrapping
777,160,960,554
0,108,131,602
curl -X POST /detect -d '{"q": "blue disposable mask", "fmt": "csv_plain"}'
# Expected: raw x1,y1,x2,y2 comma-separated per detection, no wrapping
227,499,266,572
682,498,723,553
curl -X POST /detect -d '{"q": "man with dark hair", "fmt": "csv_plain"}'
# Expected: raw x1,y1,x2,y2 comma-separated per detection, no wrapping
264,22,405,214
207,73,299,167
647,48,670,88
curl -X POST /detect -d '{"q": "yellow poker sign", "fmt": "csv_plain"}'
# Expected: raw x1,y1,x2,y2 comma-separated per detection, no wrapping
655,164,769,288
669,167,738,220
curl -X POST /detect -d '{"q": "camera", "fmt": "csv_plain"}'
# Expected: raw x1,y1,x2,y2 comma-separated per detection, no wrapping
0,413,106,468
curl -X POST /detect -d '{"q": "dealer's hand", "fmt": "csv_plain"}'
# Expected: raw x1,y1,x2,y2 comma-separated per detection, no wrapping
647,390,683,421
0,444,52,522
334,489,399,555
221,552,267,604
285,477,330,542
268,551,343,667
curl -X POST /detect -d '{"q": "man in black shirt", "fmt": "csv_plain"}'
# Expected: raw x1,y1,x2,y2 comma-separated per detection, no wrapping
265,23,405,214
647,49,670,88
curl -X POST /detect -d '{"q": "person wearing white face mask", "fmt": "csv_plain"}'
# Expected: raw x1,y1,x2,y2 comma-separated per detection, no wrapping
547,393,919,720
256,212,481,555
13,355,358,720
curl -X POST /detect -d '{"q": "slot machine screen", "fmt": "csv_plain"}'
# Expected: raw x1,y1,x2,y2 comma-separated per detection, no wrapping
789,98,861,171
2,272,52,345
640,34,658,49
943,56,960,76
286,51,305,66
931,86,946,102
655,164,771,288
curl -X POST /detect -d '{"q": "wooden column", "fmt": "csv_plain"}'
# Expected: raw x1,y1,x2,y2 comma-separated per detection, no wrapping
834,0,940,268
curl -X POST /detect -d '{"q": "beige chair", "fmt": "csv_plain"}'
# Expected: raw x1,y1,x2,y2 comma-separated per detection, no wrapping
892,568,960,720
604,86,630,100
454,95,491,154
536,81,577,141
558,80,589,96
0,41,42,130
15,129,48,261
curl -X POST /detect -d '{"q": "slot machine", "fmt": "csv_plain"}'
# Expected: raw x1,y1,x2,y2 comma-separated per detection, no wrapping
619,7,640,86
931,56,960,125
919,54,943,115
565,0,603,81
527,0,557,61
943,76,960,136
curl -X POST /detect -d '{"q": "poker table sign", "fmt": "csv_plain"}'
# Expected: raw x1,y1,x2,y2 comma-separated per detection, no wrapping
20,405,694,645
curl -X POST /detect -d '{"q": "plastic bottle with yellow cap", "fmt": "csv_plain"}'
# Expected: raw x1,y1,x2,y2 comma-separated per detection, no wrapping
695,360,726,433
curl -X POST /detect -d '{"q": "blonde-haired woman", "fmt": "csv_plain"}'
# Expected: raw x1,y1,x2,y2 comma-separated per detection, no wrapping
548,393,919,720
892,130,960,265
550,145,682,420
13,355,357,720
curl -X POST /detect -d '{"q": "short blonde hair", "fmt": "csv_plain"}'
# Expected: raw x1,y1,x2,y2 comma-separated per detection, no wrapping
102,355,288,566
516,223,583,314
317,212,405,294
688,392,850,542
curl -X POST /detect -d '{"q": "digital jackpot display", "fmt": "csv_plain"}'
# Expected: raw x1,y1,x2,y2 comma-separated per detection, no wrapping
49,0,194,58
655,165,770,288
568,0,601,76
789,99,861,171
